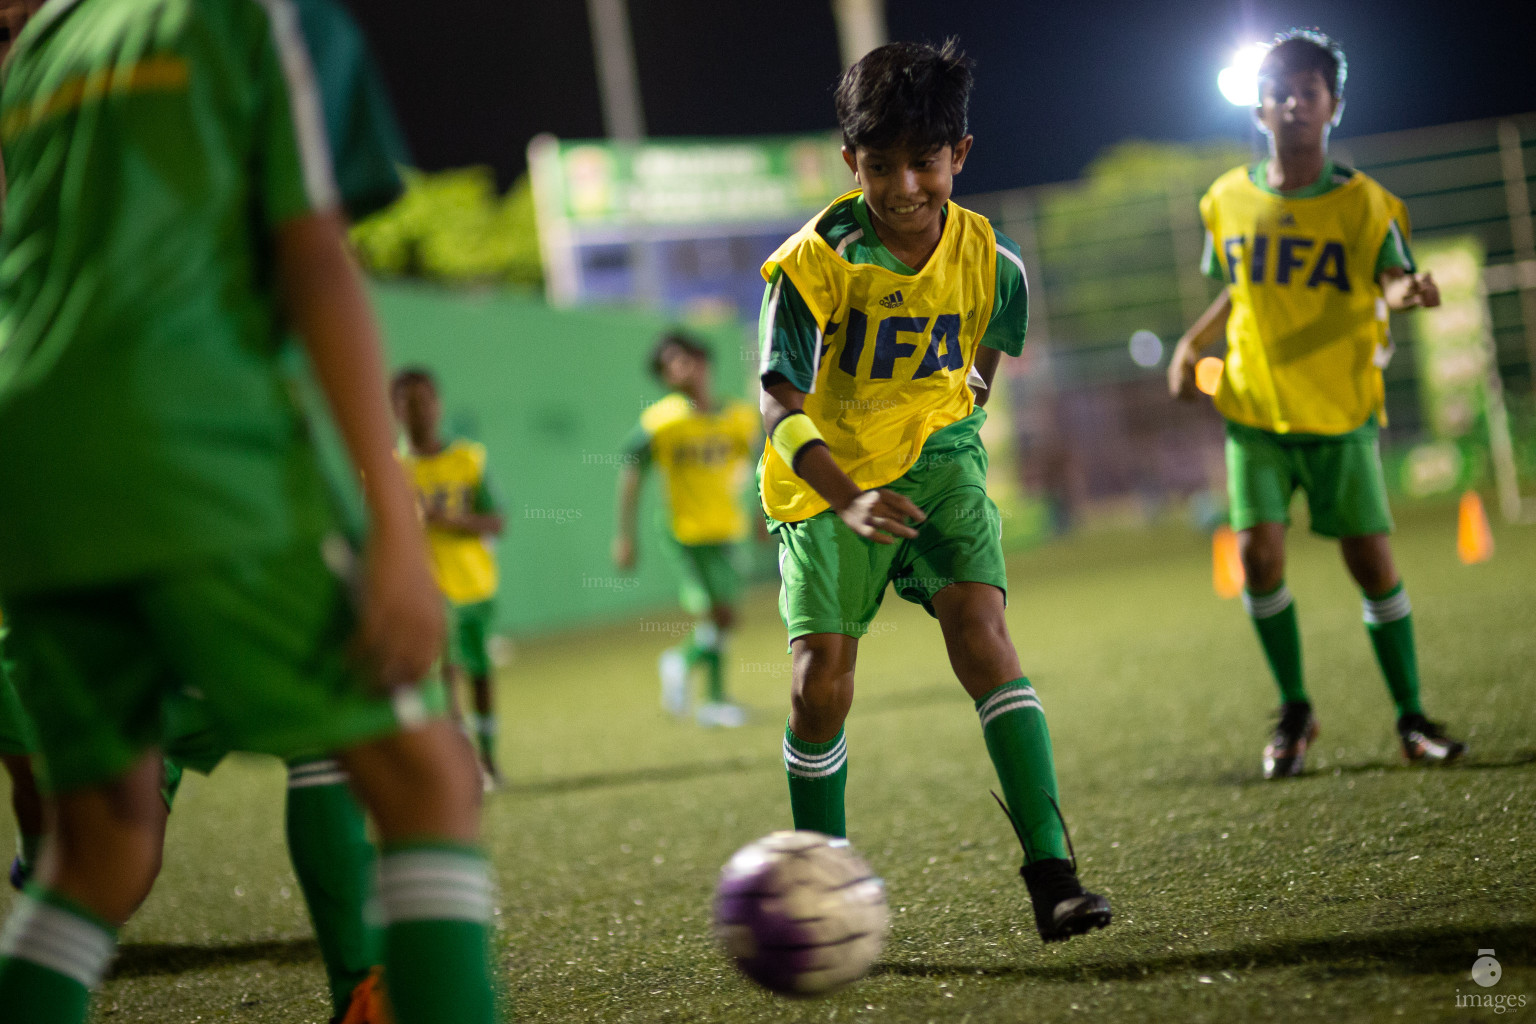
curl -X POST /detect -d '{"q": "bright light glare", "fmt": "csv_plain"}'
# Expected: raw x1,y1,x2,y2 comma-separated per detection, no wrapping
1129,329,1163,368
1195,356,1225,395
1218,43,1269,106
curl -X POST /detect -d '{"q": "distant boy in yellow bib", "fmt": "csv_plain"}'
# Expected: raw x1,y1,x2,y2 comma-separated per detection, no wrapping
394,368,507,784
1169,31,1465,780
613,332,759,728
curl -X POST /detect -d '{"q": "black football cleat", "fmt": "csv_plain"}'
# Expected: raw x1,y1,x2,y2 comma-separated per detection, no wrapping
1397,713,1467,764
1263,701,1319,779
1021,858,1112,943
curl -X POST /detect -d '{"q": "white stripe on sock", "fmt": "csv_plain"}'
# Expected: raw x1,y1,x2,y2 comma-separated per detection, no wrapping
977,685,1040,721
783,735,848,779
978,696,1043,730
782,735,846,767
1363,589,1412,625
287,770,349,789
377,852,492,924
0,895,116,988
1243,585,1294,619
287,759,349,789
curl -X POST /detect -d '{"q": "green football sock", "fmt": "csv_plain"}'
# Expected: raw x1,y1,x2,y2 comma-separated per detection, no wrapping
469,714,498,767
698,650,724,703
1244,583,1308,705
377,845,497,1024
0,887,117,1024
18,833,41,874
285,759,379,1015
1363,583,1423,716
976,680,1069,863
783,723,847,838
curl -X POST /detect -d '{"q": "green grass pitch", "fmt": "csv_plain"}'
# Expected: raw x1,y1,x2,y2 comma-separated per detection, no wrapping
3,500,1531,1022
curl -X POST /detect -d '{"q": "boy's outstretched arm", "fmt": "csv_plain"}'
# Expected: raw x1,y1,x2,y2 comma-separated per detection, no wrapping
1168,289,1232,401
612,461,645,570
426,504,504,537
761,377,925,545
277,209,445,688
1379,267,1441,311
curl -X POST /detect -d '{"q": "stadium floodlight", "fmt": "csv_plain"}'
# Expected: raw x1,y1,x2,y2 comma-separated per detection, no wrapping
1129,330,1163,368
1217,43,1269,106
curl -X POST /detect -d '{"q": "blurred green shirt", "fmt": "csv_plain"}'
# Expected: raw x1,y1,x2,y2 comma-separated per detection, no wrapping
0,0,352,594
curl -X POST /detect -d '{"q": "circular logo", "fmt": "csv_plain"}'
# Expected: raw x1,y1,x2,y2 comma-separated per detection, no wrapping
1472,950,1501,988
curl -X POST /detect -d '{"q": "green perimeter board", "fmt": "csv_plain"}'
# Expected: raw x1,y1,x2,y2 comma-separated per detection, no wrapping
372,281,764,637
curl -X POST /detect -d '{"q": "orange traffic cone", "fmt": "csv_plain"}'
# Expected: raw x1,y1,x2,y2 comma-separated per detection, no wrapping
1212,524,1245,598
1457,490,1494,565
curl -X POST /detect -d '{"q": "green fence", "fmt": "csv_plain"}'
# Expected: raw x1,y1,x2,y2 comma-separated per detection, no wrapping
374,281,765,637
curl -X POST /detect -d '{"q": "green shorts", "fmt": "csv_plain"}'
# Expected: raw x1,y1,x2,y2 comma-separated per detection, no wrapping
666,540,741,617
1225,419,1393,538
771,410,1007,641
448,598,496,678
3,538,443,794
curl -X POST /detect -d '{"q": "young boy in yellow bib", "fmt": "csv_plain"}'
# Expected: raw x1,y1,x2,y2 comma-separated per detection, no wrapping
393,368,507,786
1169,31,1466,780
613,332,759,728
758,40,1110,943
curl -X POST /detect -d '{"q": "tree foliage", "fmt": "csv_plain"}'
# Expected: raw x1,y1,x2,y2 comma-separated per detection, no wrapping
351,167,543,288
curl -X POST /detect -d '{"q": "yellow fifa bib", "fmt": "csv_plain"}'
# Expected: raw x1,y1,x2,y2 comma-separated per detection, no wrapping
399,440,499,604
1202,167,1409,434
759,191,998,522
642,395,757,545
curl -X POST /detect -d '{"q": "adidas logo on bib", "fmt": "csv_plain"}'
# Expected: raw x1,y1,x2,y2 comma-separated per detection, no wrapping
879,290,904,308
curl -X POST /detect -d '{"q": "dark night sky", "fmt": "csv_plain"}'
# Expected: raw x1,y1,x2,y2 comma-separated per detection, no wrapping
346,0,1536,196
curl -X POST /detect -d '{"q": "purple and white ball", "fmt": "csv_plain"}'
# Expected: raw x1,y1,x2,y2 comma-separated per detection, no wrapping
713,831,889,996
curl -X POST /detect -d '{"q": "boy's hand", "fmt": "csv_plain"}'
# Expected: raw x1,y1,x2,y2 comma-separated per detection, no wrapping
837,489,925,544
612,534,636,571
1168,338,1202,401
1394,271,1440,310
357,523,446,690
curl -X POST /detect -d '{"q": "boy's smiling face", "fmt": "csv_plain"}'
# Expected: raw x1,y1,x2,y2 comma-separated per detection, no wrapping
842,136,973,256
1256,68,1339,151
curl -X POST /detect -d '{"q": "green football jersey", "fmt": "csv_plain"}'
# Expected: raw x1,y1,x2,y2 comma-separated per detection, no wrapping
0,0,341,595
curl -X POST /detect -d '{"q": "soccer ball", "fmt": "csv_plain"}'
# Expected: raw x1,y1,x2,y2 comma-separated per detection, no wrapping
713,830,888,996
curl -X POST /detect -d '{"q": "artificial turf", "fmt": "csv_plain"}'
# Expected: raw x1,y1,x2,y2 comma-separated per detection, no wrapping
3,498,1531,1022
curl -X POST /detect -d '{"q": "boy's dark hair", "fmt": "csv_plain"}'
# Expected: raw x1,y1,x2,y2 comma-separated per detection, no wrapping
391,365,436,394
834,38,973,154
1258,30,1347,99
649,330,712,379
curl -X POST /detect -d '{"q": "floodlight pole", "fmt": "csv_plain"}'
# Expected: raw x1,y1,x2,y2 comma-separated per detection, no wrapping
586,0,645,141
831,0,886,69
585,0,661,303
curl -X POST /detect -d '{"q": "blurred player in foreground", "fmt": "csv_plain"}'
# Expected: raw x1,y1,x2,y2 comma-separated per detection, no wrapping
613,332,759,727
1169,31,1466,779
0,1,496,1021
0,618,42,891
394,367,508,784
757,40,1111,943
0,0,46,901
